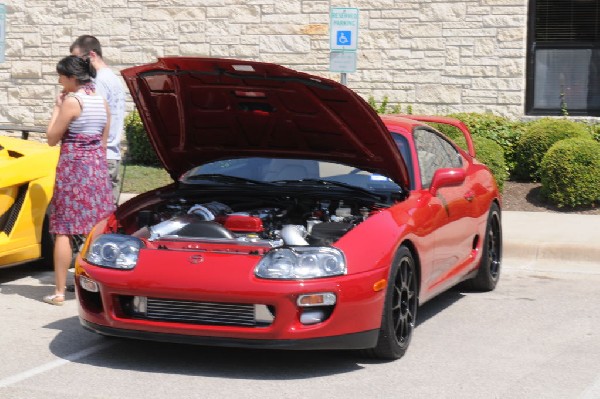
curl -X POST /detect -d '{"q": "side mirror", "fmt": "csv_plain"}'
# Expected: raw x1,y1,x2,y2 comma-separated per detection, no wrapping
430,168,466,196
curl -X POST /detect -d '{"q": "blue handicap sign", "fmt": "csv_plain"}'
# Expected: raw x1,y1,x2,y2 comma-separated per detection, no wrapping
336,31,351,46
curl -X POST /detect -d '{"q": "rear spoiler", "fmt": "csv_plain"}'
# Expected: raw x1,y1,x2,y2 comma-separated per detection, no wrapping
401,115,476,158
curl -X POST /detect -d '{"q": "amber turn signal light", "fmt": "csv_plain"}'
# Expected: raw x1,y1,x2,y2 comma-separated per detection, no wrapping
373,279,387,292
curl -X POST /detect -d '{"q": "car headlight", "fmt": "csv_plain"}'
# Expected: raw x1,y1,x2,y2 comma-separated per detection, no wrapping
84,234,143,269
255,247,346,279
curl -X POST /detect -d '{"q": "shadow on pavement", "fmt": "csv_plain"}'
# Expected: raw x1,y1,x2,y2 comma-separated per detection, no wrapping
0,261,51,285
38,287,468,379
2,259,469,378
0,261,76,303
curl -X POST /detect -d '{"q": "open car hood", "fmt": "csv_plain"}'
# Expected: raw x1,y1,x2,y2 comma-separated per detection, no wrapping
121,58,408,187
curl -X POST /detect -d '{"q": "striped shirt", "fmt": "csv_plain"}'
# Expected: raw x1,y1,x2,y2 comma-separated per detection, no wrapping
67,92,107,136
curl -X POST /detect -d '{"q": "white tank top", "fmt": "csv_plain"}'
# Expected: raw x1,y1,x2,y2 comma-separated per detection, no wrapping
67,92,107,136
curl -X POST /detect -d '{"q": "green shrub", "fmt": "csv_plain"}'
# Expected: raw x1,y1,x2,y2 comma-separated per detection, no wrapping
540,138,600,208
512,118,591,182
472,136,508,192
367,95,406,114
591,124,600,143
124,110,161,166
429,122,464,143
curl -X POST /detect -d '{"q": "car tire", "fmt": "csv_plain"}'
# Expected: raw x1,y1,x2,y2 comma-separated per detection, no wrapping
39,215,54,270
70,234,86,269
464,202,502,292
365,245,418,360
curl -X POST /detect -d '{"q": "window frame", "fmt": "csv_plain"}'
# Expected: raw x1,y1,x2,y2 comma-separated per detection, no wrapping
526,0,600,116
413,127,463,189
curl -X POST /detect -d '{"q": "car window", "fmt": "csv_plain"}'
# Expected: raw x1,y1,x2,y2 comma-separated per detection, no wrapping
391,132,415,190
413,128,463,188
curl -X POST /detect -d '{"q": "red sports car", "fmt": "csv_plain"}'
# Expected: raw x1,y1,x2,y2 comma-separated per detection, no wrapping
75,58,502,360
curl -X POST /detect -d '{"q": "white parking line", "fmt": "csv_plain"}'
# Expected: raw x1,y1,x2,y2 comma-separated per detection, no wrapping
0,341,113,388
580,374,600,399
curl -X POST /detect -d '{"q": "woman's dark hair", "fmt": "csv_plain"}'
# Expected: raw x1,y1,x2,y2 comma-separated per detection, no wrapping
56,55,96,83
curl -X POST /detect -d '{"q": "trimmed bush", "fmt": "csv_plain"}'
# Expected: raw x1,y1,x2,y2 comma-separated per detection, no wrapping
512,118,591,182
124,110,161,166
540,138,600,208
472,136,508,192
591,124,600,143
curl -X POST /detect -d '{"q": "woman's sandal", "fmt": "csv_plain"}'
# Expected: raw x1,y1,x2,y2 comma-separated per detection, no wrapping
43,294,65,306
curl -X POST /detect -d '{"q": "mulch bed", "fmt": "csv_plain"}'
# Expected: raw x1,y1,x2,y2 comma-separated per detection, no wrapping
502,181,600,215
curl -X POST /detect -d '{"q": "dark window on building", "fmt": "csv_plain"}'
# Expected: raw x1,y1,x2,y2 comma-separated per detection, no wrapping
526,0,600,116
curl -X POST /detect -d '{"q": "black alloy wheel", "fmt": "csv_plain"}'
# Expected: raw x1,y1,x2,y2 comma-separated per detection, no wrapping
486,211,502,280
466,202,502,292
367,246,418,360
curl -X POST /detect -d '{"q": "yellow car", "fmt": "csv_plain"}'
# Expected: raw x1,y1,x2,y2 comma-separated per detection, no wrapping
0,135,59,268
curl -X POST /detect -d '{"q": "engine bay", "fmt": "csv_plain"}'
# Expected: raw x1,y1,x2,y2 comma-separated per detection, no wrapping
120,192,389,249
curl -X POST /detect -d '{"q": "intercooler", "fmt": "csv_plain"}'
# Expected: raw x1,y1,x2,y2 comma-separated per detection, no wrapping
121,296,275,327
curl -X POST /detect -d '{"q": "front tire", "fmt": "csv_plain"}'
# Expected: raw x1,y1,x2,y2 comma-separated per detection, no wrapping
39,215,54,269
70,234,86,269
366,246,418,360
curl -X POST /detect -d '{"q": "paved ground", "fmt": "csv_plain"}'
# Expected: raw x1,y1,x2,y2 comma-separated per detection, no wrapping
1,261,599,399
2,194,598,398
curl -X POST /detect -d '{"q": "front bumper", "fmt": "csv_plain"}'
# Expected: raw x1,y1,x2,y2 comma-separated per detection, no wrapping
75,248,389,349
81,319,379,350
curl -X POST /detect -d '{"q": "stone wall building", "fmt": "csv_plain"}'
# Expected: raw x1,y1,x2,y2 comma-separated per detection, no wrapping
0,0,598,138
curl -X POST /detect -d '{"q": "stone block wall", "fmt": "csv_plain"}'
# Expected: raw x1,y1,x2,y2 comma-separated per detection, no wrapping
0,0,530,137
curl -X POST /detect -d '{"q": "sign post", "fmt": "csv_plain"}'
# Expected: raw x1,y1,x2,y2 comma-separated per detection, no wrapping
329,7,359,85
0,4,5,63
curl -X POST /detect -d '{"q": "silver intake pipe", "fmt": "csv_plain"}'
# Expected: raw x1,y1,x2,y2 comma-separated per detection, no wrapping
280,225,309,246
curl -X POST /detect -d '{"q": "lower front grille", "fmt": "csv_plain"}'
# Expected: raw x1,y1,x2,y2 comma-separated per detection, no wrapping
118,296,274,327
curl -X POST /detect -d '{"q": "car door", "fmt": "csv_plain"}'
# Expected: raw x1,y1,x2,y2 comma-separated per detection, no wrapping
0,139,57,267
413,128,477,290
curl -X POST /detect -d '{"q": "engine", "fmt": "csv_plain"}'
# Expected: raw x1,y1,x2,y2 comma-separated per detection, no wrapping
128,197,380,247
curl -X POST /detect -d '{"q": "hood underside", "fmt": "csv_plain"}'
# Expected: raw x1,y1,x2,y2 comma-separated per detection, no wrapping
121,57,409,186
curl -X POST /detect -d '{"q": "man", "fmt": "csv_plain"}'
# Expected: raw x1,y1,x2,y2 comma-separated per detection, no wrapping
70,35,126,206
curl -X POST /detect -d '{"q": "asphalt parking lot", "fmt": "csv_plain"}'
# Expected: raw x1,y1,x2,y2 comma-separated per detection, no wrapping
1,259,599,399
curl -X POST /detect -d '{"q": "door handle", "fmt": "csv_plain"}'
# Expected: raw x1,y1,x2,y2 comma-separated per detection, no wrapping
464,191,475,202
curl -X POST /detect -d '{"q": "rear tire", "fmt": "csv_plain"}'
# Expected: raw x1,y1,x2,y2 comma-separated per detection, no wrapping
365,246,418,360
464,203,502,291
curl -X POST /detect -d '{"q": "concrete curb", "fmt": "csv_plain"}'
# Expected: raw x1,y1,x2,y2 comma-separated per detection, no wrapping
503,241,600,264
502,211,600,266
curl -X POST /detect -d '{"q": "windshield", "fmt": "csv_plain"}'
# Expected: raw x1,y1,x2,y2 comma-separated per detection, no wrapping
181,157,402,196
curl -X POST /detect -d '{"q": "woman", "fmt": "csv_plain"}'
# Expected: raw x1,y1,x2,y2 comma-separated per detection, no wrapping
44,55,115,305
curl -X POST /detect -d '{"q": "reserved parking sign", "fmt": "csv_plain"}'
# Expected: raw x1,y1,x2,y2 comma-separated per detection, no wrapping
330,7,359,52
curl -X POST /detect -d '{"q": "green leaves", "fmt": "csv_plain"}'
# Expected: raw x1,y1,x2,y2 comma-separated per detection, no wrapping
540,138,600,208
124,111,161,166
367,95,408,115
512,118,592,182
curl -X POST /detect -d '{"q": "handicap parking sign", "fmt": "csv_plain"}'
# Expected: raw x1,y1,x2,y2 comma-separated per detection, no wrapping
337,31,351,46
330,7,359,51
